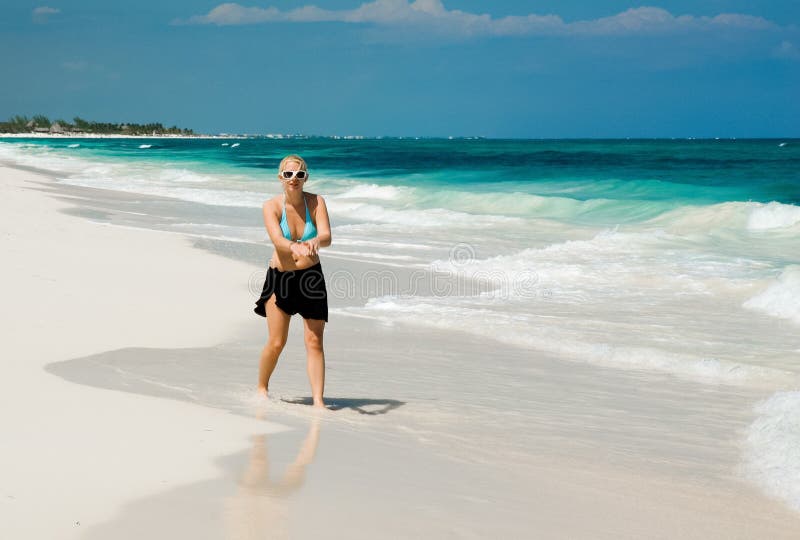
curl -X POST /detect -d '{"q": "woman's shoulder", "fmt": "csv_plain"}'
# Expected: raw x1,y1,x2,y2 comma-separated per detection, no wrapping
262,194,283,212
303,191,326,206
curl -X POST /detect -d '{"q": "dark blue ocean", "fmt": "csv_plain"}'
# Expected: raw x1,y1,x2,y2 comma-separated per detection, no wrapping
4,137,799,205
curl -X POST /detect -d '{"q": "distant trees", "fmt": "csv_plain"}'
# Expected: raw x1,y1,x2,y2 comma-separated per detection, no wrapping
0,114,195,135
32,115,51,128
0,115,33,132
72,117,90,132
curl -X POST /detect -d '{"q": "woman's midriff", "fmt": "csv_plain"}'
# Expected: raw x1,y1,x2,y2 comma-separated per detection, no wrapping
269,249,320,272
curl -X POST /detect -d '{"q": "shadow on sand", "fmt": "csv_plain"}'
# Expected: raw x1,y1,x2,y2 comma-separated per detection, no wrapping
45,342,407,418
281,397,405,415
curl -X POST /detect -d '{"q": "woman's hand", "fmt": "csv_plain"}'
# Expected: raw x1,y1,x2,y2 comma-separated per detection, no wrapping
289,242,312,258
302,237,321,257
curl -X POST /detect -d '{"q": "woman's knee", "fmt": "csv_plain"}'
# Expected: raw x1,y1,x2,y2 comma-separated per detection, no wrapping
266,336,287,353
303,330,323,351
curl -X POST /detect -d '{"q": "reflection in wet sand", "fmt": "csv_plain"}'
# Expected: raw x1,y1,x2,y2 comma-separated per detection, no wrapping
224,418,321,539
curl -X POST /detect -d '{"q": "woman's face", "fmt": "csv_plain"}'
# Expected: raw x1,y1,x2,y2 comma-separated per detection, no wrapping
279,160,306,192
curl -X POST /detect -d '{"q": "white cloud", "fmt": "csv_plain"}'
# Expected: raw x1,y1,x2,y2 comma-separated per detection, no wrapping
33,6,60,16
33,6,60,23
61,60,89,71
176,1,778,37
184,3,279,25
774,40,800,60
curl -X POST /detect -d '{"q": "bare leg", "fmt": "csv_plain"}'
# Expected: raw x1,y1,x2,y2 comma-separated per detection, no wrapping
258,295,291,396
302,318,326,408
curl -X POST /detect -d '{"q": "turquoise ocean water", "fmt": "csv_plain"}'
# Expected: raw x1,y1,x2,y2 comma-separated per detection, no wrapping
2,137,800,509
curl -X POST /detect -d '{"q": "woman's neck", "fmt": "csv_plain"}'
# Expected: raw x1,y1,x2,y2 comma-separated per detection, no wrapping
284,190,304,206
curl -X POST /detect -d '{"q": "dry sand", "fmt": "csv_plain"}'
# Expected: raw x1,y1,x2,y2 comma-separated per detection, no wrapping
0,165,284,538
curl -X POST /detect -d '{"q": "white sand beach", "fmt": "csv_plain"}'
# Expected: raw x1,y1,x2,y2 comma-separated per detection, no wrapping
3,163,800,539
0,165,284,537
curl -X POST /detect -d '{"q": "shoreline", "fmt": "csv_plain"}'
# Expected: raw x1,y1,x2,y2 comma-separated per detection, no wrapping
3,134,798,141
0,132,238,139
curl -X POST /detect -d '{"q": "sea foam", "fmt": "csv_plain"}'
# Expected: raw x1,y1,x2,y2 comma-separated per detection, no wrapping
744,391,800,511
743,266,800,325
335,183,406,200
427,229,752,295
747,201,800,231
648,201,800,234
336,298,794,385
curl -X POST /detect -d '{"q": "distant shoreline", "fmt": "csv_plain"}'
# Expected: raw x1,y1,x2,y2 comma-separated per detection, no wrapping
0,132,236,139
1,133,797,141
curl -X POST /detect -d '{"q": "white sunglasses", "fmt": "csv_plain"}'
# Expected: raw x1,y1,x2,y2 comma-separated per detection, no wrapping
281,170,307,180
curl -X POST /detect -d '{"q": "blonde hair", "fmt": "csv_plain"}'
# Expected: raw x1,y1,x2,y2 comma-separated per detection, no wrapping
279,154,307,173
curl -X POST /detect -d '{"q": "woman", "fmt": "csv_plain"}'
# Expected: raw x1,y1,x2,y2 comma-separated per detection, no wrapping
254,155,331,408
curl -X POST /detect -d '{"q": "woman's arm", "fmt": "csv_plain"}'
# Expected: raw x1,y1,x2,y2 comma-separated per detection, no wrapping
299,195,330,257
313,195,332,248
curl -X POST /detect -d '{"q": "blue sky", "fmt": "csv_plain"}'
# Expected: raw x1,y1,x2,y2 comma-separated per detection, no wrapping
1,1,798,137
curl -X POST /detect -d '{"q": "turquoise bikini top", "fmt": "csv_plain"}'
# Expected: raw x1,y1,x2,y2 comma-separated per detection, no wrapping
280,194,317,242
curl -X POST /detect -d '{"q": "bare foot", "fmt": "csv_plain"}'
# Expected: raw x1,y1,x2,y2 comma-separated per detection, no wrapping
312,400,327,410
256,386,268,399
